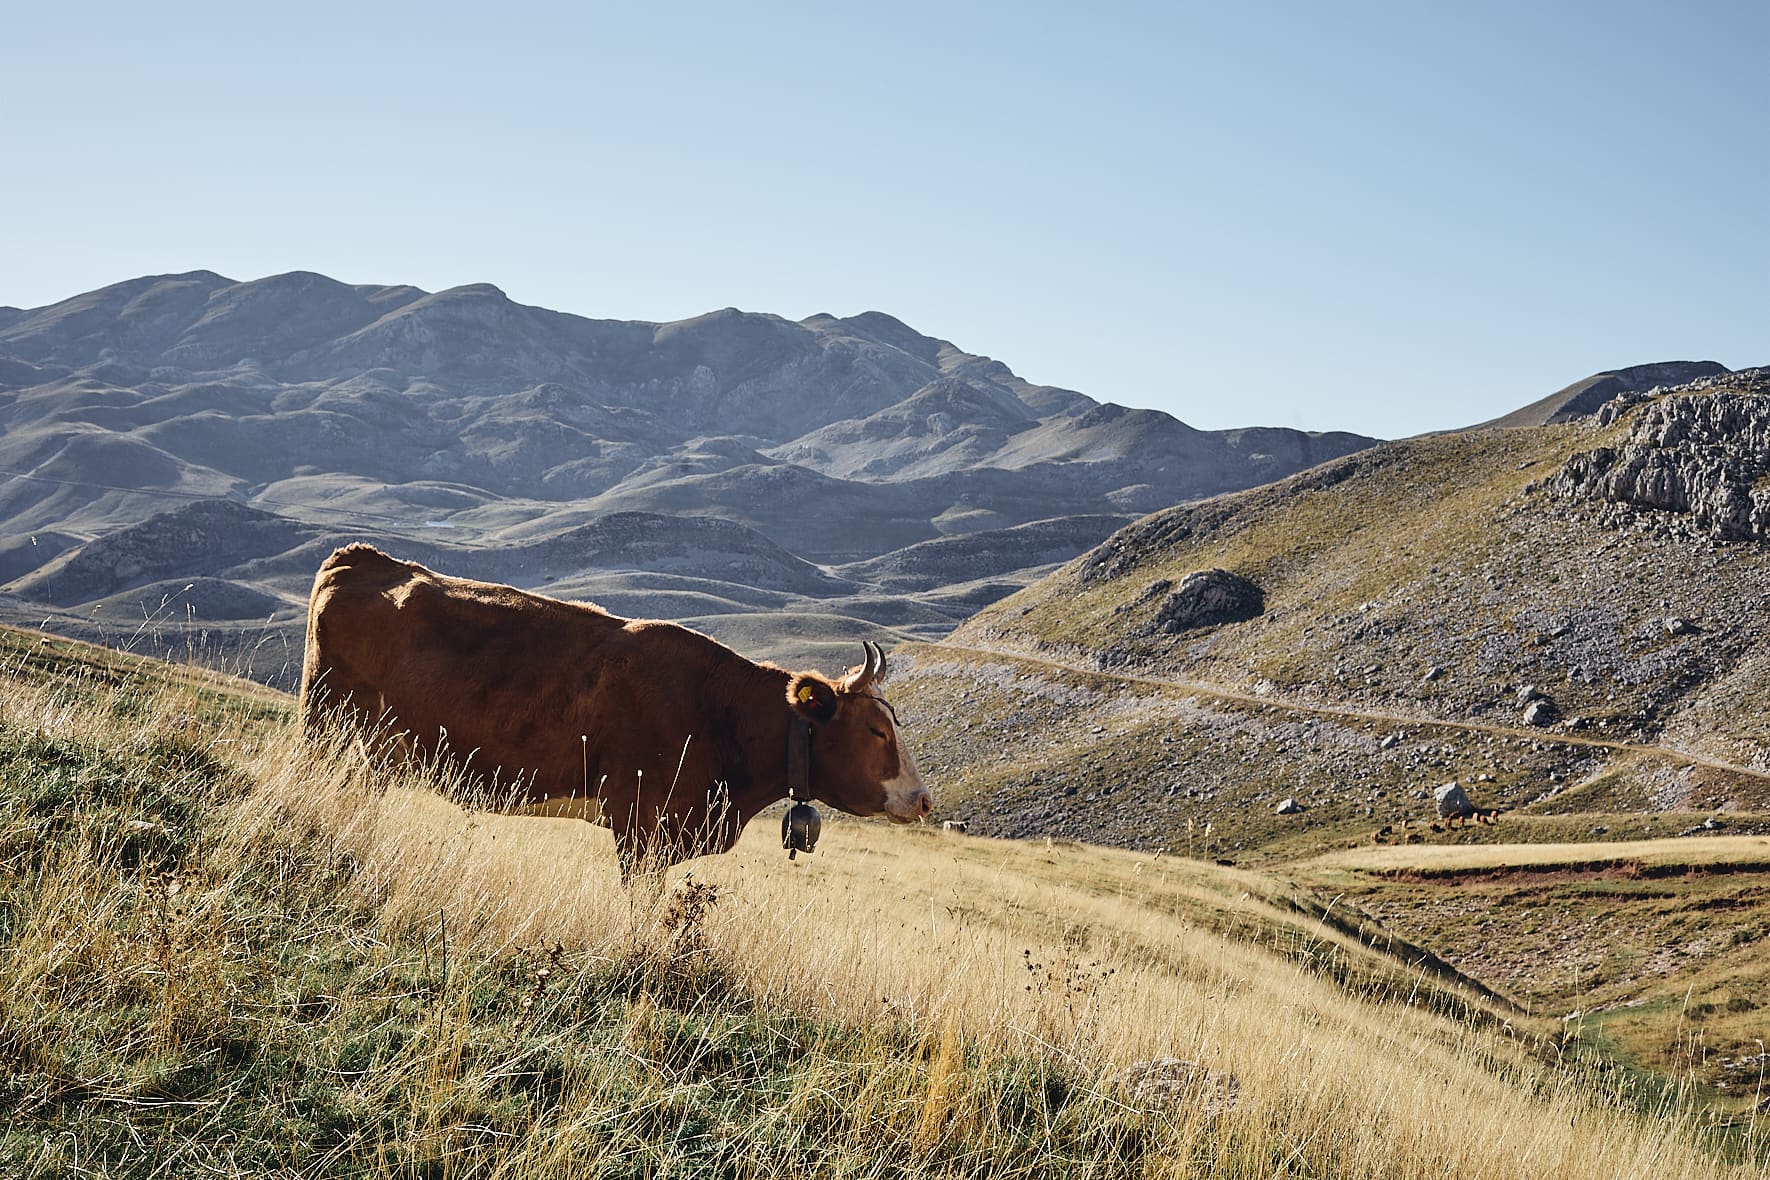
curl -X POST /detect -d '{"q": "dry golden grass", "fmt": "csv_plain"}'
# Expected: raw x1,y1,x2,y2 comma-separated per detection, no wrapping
2,629,1764,1177
1303,835,1770,876
248,731,1764,1179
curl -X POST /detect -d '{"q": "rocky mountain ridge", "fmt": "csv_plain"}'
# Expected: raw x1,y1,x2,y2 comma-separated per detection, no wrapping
1551,367,1770,539
1481,360,1730,429
0,270,1369,525
0,269,1378,672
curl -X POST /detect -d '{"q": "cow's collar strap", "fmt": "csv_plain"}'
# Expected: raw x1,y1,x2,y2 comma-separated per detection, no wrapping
786,715,812,801
782,716,821,860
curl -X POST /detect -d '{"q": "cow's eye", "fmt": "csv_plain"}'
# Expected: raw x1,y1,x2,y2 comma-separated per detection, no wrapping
868,726,888,740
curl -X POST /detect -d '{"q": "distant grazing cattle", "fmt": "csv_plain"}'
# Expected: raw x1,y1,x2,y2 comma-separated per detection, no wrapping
1434,782,1498,828
942,820,968,834
298,544,932,876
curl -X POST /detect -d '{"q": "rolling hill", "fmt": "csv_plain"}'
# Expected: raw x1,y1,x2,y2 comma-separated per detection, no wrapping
904,365,1770,811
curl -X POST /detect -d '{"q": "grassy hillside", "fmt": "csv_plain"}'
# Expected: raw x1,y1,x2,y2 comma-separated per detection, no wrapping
884,377,1770,1142
1,626,1764,1177
947,378,1770,759
1291,836,1770,1107
899,377,1770,907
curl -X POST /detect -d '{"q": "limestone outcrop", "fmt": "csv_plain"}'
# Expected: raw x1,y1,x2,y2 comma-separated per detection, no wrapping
1551,370,1770,541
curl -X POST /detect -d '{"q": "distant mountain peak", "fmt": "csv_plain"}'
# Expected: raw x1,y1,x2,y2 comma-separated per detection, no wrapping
250,269,345,287
1482,360,1732,430
843,310,917,334
823,311,944,364
435,282,512,301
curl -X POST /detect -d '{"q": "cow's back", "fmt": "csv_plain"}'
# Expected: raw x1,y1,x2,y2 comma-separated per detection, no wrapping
300,544,440,728
298,545,629,792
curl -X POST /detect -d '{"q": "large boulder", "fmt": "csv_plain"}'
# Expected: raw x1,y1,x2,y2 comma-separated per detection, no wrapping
1434,782,1477,820
1523,699,1559,727
1153,568,1264,633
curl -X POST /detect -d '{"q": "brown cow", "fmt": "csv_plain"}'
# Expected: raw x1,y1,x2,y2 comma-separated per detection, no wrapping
298,544,932,876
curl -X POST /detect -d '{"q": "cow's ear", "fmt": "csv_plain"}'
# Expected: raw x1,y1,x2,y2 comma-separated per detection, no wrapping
787,674,838,723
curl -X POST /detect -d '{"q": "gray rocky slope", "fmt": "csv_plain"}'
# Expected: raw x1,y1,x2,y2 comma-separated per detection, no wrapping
0,270,1375,675
892,366,1770,855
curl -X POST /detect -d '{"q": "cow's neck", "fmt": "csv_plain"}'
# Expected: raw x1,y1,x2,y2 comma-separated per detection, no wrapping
715,663,802,839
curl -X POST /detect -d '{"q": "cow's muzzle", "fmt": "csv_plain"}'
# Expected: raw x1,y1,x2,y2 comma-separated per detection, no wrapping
885,785,934,824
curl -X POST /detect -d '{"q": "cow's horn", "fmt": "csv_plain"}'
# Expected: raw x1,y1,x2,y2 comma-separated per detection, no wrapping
857,641,881,686
869,640,888,682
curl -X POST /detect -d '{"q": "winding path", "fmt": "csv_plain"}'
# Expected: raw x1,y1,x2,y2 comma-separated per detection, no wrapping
916,640,1770,786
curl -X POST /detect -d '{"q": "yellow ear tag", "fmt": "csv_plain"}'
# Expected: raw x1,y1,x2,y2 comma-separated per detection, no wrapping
796,684,818,704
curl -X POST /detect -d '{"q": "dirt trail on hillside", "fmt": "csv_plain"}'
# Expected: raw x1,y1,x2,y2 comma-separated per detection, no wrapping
920,641,1770,786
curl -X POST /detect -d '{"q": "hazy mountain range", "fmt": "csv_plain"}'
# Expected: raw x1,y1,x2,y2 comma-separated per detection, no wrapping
0,270,1375,678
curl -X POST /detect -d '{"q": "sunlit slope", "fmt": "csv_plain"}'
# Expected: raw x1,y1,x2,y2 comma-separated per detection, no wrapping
890,643,1770,862
883,379,1770,1136
895,377,1770,862
948,402,1770,767
1290,835,1770,1110
2,622,1762,1177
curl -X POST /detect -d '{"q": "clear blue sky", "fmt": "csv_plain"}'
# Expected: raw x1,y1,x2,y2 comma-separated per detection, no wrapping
3,1,1764,438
